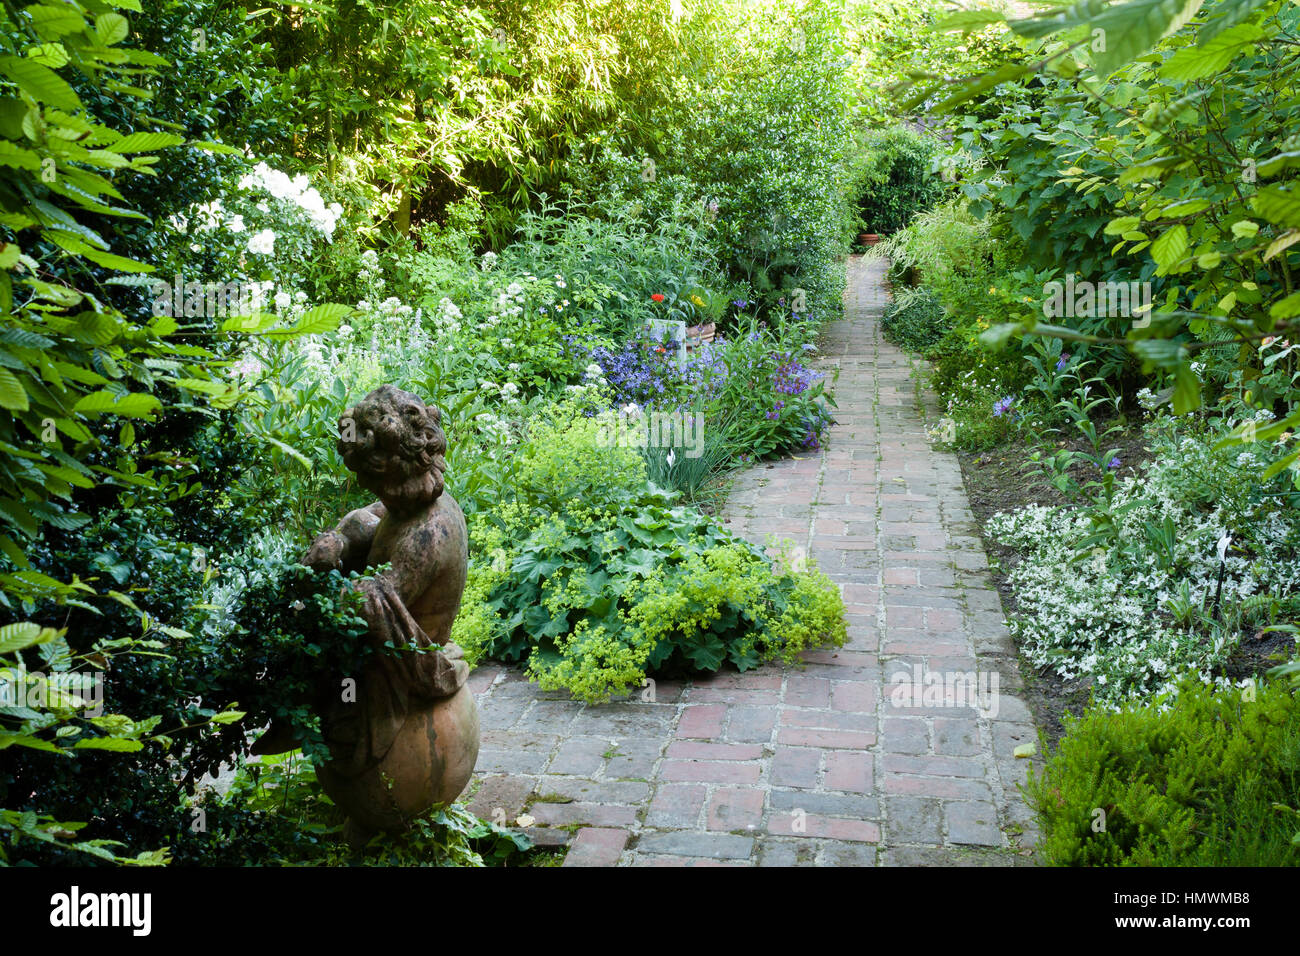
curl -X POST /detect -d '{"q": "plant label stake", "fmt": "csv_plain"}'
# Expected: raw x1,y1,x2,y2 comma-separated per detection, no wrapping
1212,534,1232,621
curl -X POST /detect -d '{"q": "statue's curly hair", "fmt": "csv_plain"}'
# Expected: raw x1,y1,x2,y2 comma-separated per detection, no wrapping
338,385,447,510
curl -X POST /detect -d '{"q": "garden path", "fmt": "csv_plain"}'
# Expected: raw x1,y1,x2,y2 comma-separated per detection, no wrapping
467,255,1039,865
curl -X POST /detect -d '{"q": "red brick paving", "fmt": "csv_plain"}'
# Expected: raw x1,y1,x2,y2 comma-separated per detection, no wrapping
470,257,1038,866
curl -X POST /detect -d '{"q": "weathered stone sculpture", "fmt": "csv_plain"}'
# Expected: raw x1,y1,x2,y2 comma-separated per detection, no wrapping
258,385,479,842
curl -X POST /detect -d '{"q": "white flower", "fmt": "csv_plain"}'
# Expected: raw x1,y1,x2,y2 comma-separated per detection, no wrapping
356,299,371,313
360,249,380,270
480,251,498,271
274,291,292,310
230,355,265,380
228,214,245,234
247,228,276,256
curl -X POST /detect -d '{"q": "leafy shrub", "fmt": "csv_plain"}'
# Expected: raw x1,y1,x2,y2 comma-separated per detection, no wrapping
452,407,846,702
844,0,1034,125
988,419,1300,706
881,288,950,352
849,125,945,236
1027,678,1300,866
212,751,544,866
713,321,837,457
878,198,1000,323
607,1,854,322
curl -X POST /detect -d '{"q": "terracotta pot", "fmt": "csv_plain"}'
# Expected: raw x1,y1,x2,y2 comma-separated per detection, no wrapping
860,233,881,246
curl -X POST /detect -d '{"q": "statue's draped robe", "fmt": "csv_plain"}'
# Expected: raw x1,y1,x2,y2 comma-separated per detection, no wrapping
321,576,468,778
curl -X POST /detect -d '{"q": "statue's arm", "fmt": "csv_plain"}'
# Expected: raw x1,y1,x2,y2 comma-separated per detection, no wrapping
372,535,440,607
371,510,465,609
303,502,386,573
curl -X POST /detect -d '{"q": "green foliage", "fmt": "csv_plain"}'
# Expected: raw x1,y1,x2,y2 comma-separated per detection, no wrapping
578,0,855,322
988,416,1300,704
849,125,945,236
952,83,1142,284
452,407,847,702
245,0,697,242
881,288,950,351
911,0,1300,437
1027,678,1300,865
1,0,178,571
215,751,545,867
0,620,172,866
845,0,1034,123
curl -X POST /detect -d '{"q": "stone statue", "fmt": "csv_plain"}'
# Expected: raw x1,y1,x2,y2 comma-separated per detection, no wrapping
254,385,479,843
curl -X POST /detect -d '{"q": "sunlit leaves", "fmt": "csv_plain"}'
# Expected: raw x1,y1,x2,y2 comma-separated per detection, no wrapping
70,391,162,419
0,55,79,111
1252,186,1300,227
1008,0,1205,76
1150,223,1188,272
1160,22,1262,80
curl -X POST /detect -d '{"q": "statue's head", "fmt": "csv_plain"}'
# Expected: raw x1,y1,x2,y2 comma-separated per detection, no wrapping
338,385,447,512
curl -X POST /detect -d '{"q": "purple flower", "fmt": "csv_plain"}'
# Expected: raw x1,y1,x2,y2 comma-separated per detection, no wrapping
1056,353,1070,371
992,396,1015,417
771,351,821,397
1106,456,1121,470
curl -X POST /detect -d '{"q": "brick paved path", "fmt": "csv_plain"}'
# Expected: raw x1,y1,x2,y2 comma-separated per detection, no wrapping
467,256,1039,866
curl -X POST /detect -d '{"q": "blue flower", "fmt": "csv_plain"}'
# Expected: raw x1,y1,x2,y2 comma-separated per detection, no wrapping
992,396,1015,417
